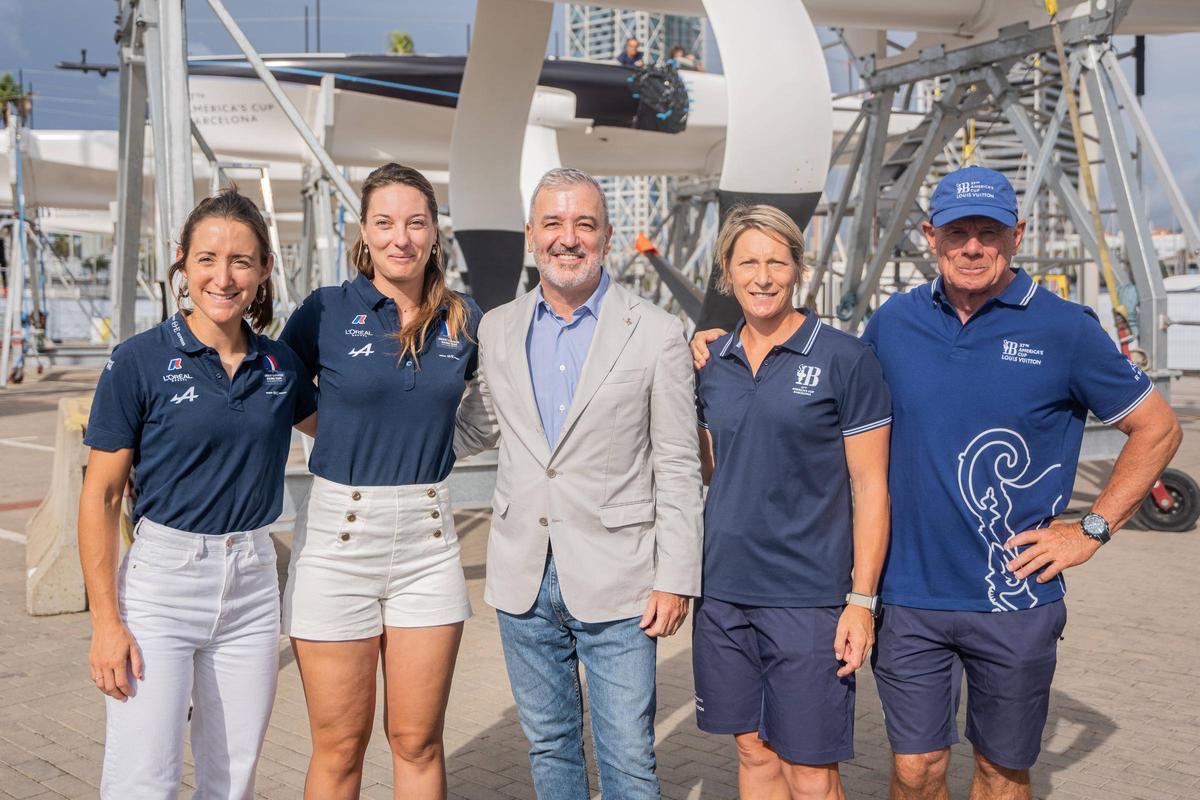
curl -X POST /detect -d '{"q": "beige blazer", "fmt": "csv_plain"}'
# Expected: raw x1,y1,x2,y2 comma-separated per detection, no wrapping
455,277,703,623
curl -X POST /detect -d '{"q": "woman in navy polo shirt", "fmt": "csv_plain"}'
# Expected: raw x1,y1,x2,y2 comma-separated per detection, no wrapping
78,189,318,799
278,163,479,798
692,205,891,798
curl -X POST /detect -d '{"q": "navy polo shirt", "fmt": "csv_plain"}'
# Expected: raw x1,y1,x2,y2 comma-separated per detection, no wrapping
84,312,317,535
862,268,1153,612
696,311,892,607
279,273,480,487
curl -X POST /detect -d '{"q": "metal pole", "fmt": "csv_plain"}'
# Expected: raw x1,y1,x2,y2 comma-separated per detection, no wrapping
837,89,894,321
142,0,195,311
205,0,360,217
1084,46,1167,370
113,8,148,343
1099,48,1200,255
1,123,28,387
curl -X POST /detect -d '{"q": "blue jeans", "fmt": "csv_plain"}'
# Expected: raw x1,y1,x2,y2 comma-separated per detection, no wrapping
497,555,659,799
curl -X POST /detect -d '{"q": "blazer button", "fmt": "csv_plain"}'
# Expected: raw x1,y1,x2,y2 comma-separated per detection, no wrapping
546,468,557,478
426,488,437,498
433,529,443,538
538,517,548,527
431,510,440,519
351,491,362,501
339,532,351,542
346,513,357,522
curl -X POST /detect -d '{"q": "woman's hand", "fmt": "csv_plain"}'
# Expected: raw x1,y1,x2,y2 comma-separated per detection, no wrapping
89,618,143,701
834,604,875,677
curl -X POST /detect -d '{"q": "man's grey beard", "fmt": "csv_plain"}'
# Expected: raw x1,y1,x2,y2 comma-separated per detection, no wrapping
534,249,604,292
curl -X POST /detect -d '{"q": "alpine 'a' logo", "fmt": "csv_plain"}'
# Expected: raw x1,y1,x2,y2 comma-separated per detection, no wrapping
352,314,368,325
795,365,822,387
170,386,199,404
348,343,374,357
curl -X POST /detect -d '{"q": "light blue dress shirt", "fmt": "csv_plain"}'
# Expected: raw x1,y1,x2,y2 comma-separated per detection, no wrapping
526,270,611,448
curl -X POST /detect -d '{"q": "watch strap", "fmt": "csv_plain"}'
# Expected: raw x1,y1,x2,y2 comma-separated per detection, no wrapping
845,592,880,614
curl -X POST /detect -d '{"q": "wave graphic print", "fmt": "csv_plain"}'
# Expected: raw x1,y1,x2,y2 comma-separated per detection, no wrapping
956,428,1063,612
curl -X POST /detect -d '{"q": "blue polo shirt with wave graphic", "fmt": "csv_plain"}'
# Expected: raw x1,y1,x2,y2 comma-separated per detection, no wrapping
862,268,1152,612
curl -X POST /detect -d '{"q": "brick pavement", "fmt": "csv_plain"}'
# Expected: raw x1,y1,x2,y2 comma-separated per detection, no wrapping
0,369,1197,798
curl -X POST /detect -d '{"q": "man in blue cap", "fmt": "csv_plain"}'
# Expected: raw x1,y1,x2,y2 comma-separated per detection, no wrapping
689,165,1182,798
860,165,1181,798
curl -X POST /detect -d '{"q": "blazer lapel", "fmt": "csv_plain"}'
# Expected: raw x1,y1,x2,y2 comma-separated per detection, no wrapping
502,290,552,466
550,282,640,461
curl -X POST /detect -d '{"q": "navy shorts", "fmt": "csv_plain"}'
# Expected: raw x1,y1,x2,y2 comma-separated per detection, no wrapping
692,597,854,765
871,601,1067,770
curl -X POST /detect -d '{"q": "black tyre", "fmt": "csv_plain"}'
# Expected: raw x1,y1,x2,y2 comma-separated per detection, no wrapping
1135,468,1200,533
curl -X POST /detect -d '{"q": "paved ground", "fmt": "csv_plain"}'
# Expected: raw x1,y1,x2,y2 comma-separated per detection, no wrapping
0,367,1198,799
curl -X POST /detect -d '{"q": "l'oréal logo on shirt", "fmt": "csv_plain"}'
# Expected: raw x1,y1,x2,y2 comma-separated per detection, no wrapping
1001,339,1044,365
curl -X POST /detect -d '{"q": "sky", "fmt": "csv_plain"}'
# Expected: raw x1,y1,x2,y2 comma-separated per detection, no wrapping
0,0,1196,227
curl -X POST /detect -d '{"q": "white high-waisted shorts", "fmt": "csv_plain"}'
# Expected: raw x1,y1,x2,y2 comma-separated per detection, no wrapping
283,475,472,640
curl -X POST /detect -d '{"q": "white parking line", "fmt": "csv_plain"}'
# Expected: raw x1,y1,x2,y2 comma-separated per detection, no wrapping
0,438,54,453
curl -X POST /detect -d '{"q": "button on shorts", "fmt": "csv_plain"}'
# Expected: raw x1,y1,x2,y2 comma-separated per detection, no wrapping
283,475,472,640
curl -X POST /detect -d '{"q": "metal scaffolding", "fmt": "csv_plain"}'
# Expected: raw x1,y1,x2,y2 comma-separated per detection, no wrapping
111,0,357,342
565,5,707,289
817,0,1198,381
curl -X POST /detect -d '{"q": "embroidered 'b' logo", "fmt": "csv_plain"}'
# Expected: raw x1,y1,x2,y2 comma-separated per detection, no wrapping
795,365,822,387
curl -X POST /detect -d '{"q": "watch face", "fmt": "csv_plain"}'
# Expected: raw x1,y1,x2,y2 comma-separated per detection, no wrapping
1082,514,1108,536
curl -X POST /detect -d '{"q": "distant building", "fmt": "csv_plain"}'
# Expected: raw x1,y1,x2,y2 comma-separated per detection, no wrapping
565,6,706,270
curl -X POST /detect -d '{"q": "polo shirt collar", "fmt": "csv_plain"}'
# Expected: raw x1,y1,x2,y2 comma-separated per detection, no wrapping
165,311,260,359
350,272,390,310
931,268,1036,309
535,269,610,321
720,309,821,359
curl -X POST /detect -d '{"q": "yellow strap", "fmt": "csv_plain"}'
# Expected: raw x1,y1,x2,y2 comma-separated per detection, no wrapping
1044,0,1059,18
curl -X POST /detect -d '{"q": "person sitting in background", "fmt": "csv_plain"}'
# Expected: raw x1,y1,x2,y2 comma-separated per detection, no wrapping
617,37,645,68
668,44,701,71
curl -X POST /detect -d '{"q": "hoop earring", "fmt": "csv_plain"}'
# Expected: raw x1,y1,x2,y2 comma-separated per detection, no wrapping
177,283,189,303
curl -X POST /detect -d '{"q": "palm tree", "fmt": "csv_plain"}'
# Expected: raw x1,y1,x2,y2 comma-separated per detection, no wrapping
388,31,414,55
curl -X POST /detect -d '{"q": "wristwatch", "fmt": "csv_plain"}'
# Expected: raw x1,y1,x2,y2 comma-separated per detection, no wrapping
845,592,881,616
1080,512,1112,545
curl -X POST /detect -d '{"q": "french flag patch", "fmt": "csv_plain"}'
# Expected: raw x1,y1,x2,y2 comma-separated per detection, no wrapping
263,354,279,371
167,358,182,371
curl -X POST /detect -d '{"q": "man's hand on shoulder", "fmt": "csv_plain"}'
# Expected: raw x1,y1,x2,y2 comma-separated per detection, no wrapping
1004,519,1102,583
639,591,690,638
689,328,727,370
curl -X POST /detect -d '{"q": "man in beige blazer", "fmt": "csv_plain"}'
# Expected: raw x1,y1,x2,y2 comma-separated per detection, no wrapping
455,167,703,799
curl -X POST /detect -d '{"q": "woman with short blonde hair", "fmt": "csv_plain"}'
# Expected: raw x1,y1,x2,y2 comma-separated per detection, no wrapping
692,204,892,799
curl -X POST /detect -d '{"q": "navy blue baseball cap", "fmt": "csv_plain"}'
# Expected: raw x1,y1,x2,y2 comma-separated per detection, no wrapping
929,166,1018,228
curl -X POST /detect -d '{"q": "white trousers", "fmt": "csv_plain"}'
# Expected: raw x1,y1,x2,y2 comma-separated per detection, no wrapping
100,518,281,800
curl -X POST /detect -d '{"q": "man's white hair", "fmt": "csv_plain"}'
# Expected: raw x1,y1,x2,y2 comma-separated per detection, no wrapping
528,167,610,231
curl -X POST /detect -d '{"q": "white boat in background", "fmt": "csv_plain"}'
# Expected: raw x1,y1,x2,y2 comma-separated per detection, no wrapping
0,53,921,242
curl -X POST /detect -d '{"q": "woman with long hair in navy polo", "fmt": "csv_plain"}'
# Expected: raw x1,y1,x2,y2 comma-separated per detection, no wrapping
692,205,892,798
278,163,479,799
78,189,318,799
